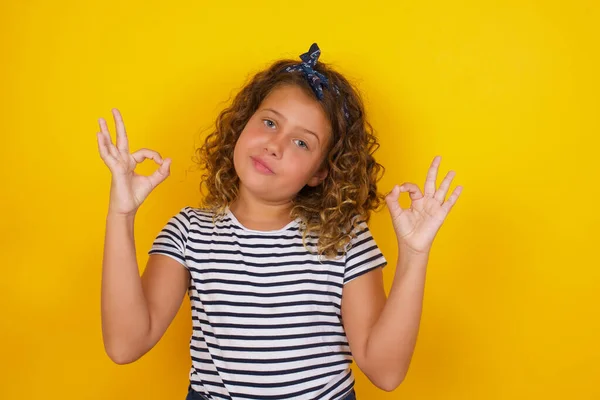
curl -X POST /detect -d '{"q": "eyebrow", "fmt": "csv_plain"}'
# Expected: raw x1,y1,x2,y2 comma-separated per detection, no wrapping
262,108,321,144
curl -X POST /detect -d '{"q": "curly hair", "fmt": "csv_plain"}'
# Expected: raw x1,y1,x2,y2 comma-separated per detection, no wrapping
194,56,386,259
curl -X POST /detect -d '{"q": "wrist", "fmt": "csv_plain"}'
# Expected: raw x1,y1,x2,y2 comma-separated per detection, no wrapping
393,246,429,282
396,244,430,272
397,243,430,258
107,209,136,221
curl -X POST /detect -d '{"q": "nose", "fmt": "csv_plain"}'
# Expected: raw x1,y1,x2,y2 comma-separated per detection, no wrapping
264,134,284,158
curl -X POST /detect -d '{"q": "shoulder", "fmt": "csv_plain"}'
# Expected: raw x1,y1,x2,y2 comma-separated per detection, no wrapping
344,216,375,250
176,206,218,222
158,206,213,237
343,217,387,283
175,206,236,234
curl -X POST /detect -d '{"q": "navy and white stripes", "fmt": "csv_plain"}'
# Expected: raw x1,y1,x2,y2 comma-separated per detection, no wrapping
149,206,387,400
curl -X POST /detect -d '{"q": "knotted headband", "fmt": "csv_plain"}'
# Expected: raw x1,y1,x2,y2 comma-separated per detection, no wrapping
283,43,350,119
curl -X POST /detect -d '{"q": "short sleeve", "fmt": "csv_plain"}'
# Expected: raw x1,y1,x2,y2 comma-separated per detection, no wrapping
344,221,387,284
148,206,192,268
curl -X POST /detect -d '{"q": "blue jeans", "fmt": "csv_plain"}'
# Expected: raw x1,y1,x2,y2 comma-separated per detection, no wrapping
186,385,357,400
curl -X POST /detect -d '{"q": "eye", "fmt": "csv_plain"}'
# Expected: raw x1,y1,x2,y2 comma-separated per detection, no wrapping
262,119,276,129
294,139,309,150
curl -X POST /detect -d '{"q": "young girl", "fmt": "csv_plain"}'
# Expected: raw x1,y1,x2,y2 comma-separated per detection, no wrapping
97,43,462,400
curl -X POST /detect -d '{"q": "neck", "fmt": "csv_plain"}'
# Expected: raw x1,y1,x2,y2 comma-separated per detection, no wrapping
229,190,295,231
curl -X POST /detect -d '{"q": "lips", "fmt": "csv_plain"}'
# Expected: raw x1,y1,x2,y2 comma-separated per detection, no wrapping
251,156,274,174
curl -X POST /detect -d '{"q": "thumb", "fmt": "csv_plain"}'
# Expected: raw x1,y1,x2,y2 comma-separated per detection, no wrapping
385,185,403,214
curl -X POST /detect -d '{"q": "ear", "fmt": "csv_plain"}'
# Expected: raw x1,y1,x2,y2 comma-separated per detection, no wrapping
306,165,329,187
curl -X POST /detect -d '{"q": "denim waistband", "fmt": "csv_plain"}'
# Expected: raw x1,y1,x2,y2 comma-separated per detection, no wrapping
185,386,209,400
340,388,357,400
186,386,356,400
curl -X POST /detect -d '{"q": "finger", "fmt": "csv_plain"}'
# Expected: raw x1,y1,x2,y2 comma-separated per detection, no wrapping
385,185,404,214
399,182,424,200
98,117,119,159
97,131,118,168
441,185,463,214
147,157,171,188
434,170,456,203
131,148,163,164
424,155,441,197
112,108,129,153
385,185,400,202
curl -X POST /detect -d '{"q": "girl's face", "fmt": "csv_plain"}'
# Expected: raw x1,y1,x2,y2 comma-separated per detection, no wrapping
233,84,332,204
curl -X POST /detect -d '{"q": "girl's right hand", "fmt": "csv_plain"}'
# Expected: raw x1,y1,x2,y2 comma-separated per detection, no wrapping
97,108,171,217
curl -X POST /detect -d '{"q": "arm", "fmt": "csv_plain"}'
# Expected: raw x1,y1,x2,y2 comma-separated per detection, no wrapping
96,108,190,365
343,155,461,391
341,249,428,391
101,212,190,364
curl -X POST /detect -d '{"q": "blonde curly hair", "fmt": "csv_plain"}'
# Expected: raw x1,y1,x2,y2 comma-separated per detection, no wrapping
195,56,386,259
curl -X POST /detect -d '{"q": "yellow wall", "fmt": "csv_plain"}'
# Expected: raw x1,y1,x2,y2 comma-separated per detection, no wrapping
1,0,598,398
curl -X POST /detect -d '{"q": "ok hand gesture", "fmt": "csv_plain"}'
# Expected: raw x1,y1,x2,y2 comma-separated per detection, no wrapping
385,156,463,256
96,108,171,217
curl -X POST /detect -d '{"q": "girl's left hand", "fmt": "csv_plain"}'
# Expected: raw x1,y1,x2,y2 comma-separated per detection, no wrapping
385,155,463,256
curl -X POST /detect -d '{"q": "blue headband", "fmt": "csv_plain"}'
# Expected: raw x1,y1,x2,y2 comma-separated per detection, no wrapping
284,43,350,119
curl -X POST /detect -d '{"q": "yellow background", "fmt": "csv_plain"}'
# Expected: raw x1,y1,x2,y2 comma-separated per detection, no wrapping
1,0,598,398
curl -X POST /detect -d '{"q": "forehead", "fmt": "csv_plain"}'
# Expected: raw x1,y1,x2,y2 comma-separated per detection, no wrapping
259,85,332,143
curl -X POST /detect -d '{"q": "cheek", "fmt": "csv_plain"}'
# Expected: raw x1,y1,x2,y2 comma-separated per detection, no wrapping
290,153,320,175
233,131,250,165
238,126,263,147
235,127,258,153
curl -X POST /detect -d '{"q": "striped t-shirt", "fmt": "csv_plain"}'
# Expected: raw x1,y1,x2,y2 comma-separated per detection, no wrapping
148,206,387,400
